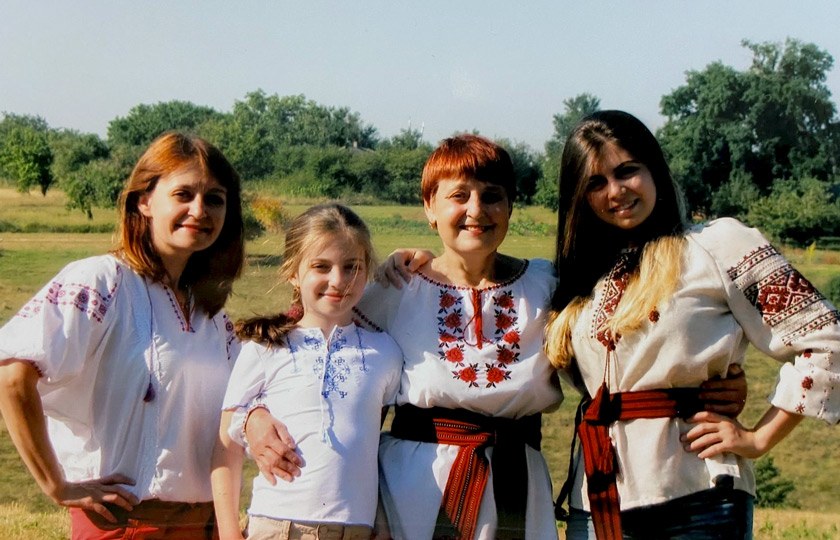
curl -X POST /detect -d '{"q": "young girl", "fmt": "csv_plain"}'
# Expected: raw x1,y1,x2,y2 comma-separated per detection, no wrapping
0,132,244,539
545,110,840,539
211,203,402,540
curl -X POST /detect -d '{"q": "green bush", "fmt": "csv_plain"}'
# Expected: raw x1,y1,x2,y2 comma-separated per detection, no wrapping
825,274,840,307
755,455,797,508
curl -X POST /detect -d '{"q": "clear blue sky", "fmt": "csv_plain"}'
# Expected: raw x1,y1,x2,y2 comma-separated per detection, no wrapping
2,1,840,150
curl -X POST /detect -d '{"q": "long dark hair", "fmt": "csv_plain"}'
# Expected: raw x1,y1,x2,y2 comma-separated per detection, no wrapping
552,110,686,309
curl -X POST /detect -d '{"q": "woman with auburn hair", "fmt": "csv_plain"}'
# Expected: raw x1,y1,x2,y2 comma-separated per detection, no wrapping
546,110,840,539
0,132,244,539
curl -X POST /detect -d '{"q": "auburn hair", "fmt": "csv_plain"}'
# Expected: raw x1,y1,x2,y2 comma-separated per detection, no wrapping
421,134,517,205
115,132,244,316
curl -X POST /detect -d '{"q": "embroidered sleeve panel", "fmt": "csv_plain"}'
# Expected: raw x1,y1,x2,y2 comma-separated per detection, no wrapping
17,256,122,324
703,220,840,423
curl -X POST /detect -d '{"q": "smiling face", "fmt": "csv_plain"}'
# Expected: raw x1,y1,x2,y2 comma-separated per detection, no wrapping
585,143,657,231
138,165,227,270
291,236,368,333
424,177,511,260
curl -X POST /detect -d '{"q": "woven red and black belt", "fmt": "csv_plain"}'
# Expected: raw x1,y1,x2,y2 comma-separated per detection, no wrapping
574,383,703,539
390,404,541,540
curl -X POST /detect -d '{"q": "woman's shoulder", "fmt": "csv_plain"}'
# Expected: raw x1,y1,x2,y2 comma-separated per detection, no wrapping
58,254,126,282
687,218,771,260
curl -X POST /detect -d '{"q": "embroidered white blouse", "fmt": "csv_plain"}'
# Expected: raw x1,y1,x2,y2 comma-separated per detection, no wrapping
222,325,402,526
0,255,238,503
568,218,840,512
353,258,563,540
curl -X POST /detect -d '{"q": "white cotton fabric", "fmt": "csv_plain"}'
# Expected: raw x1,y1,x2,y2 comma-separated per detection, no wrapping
223,325,402,527
568,218,840,512
354,258,563,540
0,254,238,503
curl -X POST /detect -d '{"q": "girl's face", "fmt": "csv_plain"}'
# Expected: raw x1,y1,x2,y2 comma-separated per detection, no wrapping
424,177,511,260
291,236,368,332
138,165,228,266
585,143,657,231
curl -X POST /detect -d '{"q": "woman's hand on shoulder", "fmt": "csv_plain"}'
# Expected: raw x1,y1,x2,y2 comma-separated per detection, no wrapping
52,473,139,523
374,248,434,289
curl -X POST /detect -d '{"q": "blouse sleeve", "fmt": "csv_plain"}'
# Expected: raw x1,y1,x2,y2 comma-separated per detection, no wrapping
222,341,268,446
0,256,122,382
693,218,840,424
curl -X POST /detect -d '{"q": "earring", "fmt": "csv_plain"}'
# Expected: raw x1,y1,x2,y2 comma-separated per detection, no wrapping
429,220,437,230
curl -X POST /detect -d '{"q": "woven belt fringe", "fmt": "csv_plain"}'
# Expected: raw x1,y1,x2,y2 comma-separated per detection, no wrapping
562,384,702,540
390,404,541,540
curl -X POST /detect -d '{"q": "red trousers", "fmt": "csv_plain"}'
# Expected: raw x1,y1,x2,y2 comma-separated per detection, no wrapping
69,500,217,540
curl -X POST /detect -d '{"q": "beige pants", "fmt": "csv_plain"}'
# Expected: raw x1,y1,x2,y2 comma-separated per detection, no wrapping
246,516,372,540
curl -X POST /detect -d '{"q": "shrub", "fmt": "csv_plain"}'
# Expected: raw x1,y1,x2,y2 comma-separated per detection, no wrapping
825,274,840,307
755,455,797,508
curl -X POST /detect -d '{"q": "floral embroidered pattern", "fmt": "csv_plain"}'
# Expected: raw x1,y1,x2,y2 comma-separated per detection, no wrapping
18,266,121,322
728,244,840,346
591,251,638,349
437,285,523,389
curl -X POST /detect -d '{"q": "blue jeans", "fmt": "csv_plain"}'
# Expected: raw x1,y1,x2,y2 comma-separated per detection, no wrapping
565,487,754,540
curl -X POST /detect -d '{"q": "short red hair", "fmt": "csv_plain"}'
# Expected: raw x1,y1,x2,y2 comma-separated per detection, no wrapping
421,134,517,204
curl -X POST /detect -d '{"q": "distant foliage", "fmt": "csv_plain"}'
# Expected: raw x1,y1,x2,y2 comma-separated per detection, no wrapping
745,177,840,245
659,39,840,217
0,115,54,195
247,194,288,233
825,274,840,307
535,93,601,211
755,455,797,509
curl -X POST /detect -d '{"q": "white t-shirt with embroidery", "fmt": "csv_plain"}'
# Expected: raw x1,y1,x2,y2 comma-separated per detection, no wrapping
353,258,563,540
568,218,840,512
223,324,402,526
0,254,238,503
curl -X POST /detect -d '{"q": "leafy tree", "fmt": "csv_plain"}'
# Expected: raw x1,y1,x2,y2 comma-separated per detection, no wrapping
379,126,429,151
745,177,840,245
496,138,542,204
0,124,54,195
107,100,222,148
49,130,109,183
380,147,429,204
206,91,378,181
535,94,601,210
62,145,136,218
659,39,840,215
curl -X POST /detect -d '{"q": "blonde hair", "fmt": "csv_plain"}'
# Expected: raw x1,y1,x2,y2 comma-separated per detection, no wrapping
236,203,375,346
546,235,686,369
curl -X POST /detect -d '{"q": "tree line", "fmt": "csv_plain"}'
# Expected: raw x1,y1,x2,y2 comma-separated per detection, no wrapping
2,38,839,245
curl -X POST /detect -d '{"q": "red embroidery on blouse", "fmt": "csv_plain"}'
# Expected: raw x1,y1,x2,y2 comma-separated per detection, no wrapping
801,376,814,390
453,364,479,387
485,364,511,388
432,264,529,389
592,251,637,349
649,309,660,323
728,244,840,345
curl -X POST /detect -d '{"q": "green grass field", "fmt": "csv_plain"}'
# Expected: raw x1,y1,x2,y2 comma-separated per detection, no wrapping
1,188,839,538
